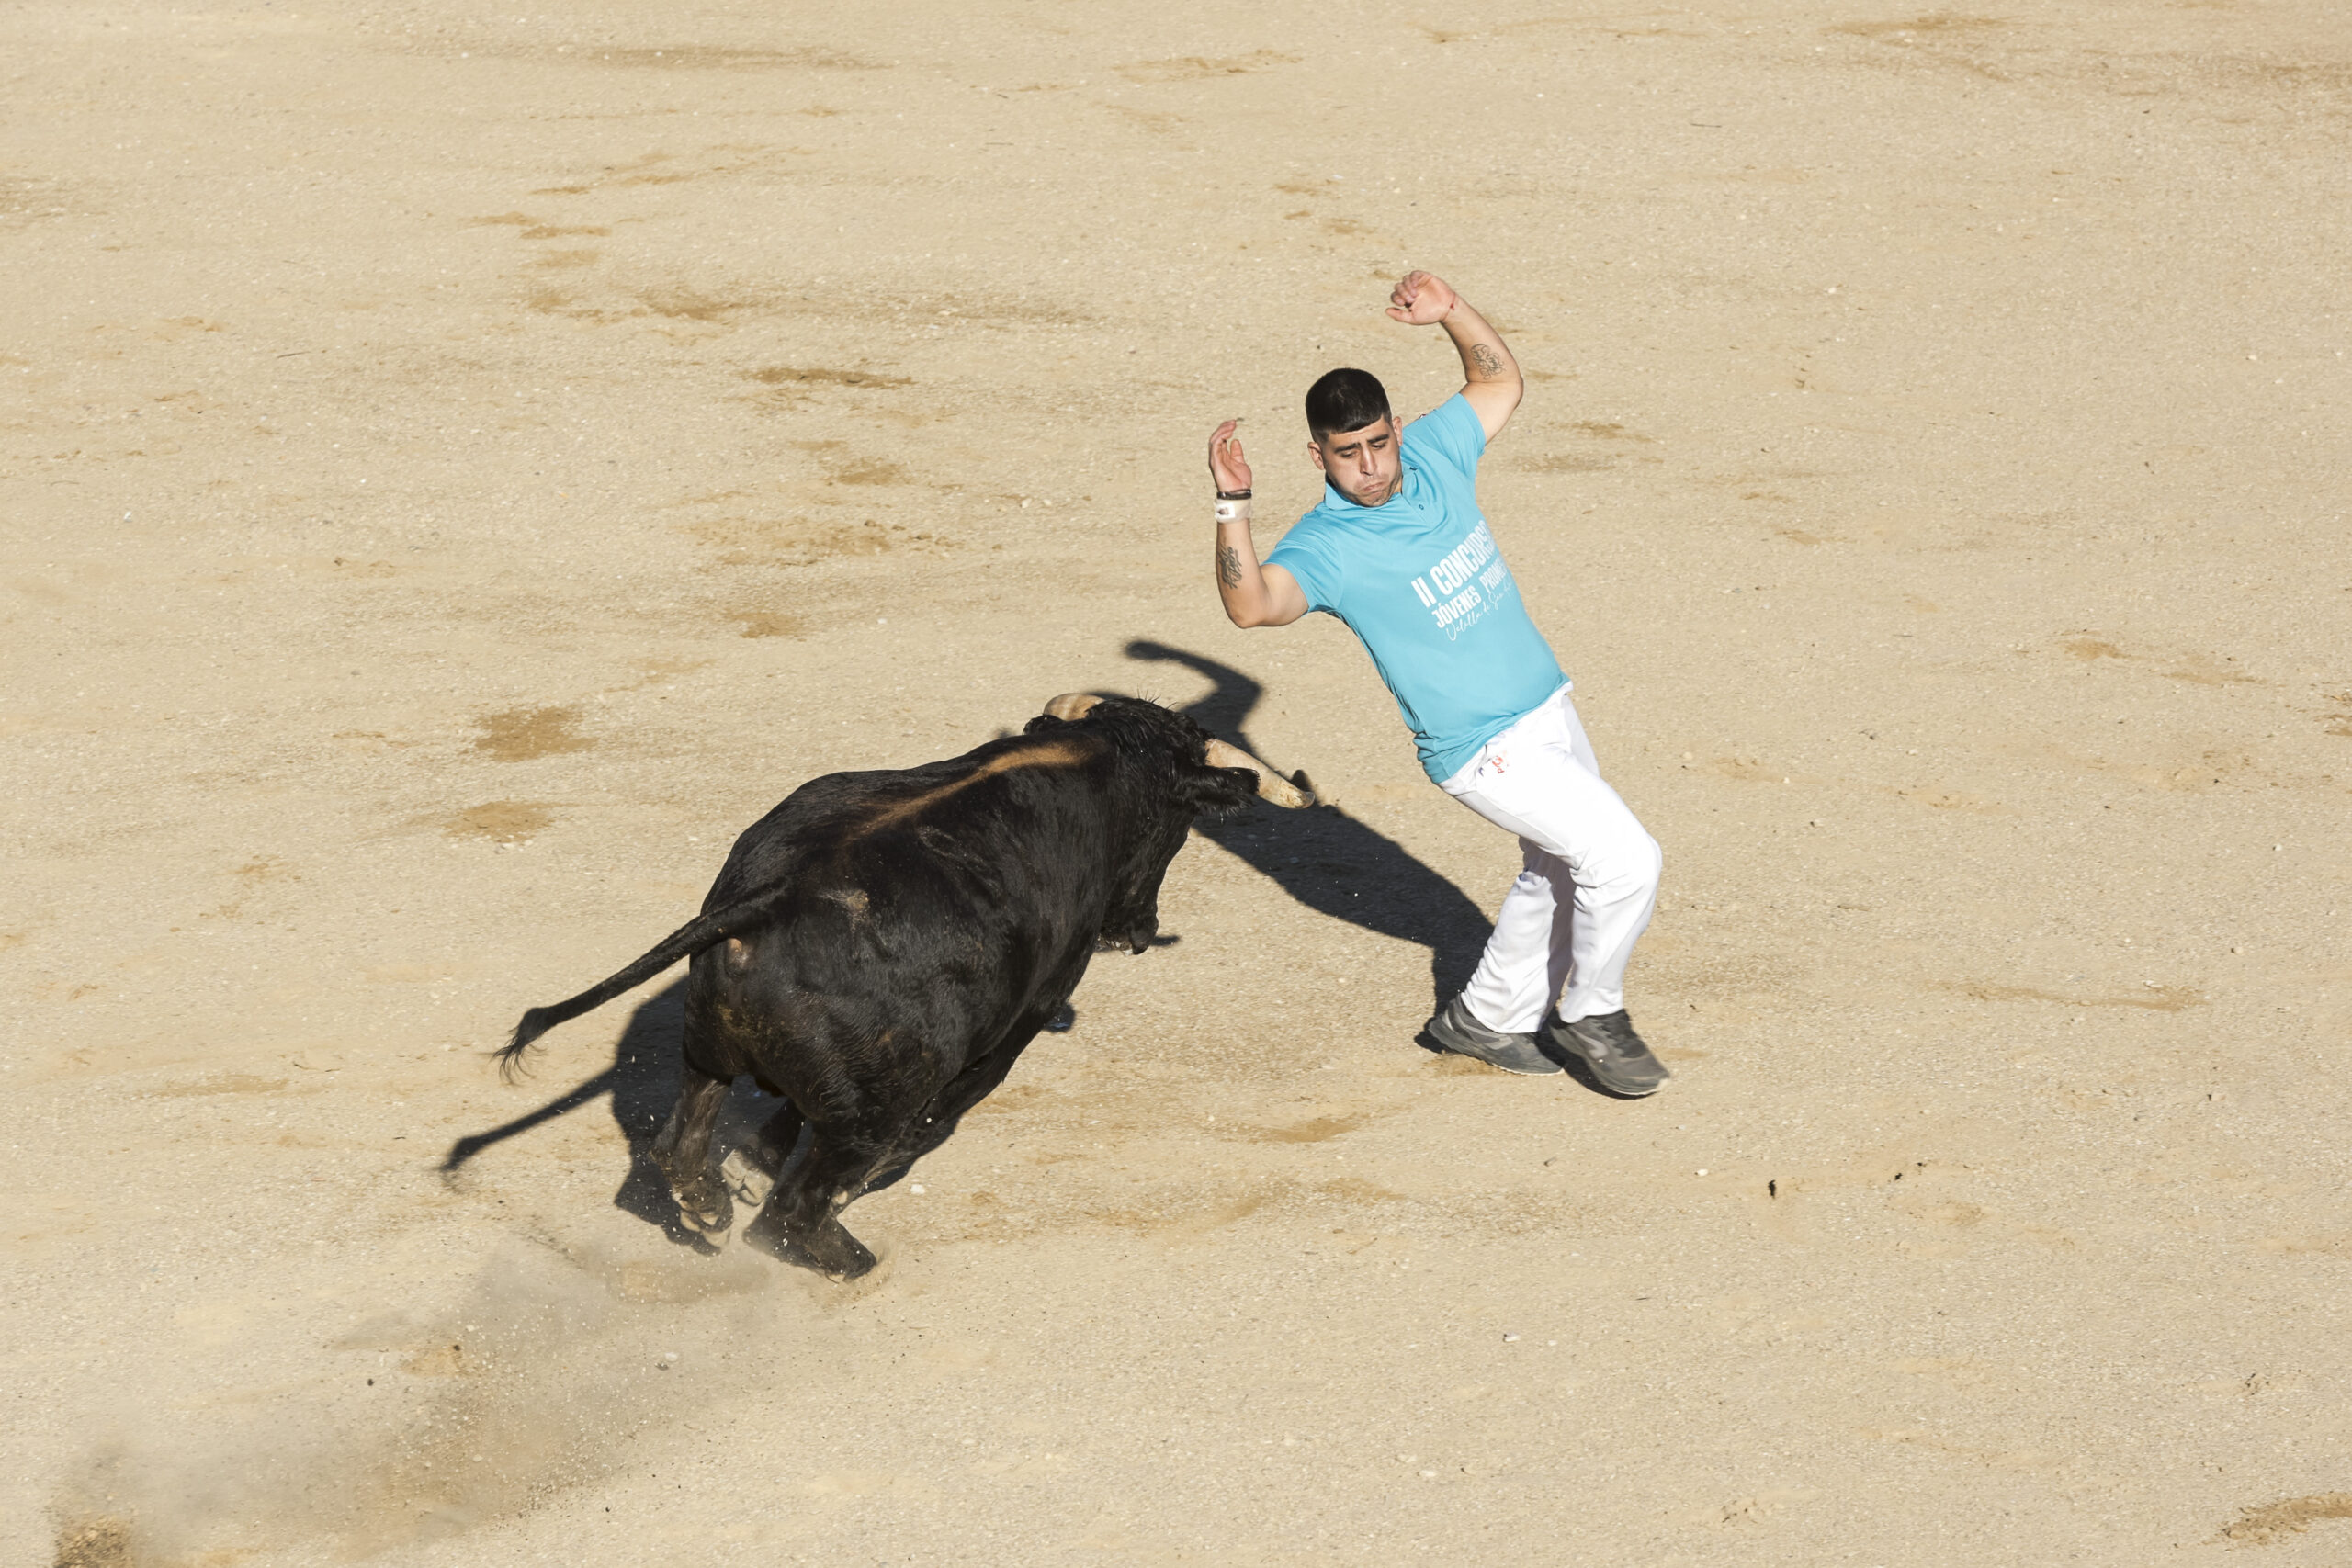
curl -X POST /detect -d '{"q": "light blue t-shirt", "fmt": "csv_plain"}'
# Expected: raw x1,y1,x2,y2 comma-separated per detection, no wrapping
1267,394,1566,784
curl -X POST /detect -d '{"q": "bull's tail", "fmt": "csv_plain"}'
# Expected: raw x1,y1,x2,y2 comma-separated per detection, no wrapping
499,886,793,1081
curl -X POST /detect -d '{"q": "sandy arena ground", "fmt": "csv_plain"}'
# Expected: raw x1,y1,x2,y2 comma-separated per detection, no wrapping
4,0,2349,1562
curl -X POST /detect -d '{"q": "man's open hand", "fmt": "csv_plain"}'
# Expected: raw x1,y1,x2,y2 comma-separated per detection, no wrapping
1385,271,1459,326
1207,419,1254,494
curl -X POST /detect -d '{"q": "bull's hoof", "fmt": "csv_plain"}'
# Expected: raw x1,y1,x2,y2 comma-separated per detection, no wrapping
719,1148,776,1211
670,1175,735,1239
742,1213,876,1280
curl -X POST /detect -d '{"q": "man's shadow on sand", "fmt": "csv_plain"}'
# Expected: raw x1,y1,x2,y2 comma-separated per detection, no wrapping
1121,638,1492,1009
441,640,1494,1237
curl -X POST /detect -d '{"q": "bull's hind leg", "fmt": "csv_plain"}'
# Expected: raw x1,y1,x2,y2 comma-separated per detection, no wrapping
744,1100,806,1176
741,1121,889,1280
650,1061,734,1239
718,1098,805,1213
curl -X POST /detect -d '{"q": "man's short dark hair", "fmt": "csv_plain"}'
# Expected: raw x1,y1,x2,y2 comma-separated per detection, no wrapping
1306,368,1392,439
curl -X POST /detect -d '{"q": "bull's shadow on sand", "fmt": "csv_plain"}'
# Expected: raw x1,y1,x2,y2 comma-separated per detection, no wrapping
443,979,736,1248
441,642,1493,1242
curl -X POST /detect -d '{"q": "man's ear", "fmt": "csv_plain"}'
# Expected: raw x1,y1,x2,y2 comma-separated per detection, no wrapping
1306,438,1327,474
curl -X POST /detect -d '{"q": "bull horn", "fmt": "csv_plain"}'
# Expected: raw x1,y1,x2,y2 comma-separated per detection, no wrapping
1043,692,1102,722
1204,739,1317,809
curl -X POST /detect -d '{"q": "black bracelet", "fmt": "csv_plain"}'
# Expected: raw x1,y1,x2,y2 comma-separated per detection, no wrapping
1216,488,1252,501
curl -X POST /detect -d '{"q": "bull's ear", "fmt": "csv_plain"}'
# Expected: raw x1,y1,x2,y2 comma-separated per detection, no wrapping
1182,764,1262,815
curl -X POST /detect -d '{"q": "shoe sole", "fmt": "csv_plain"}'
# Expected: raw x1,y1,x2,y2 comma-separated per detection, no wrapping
1425,1015,1563,1076
1550,1039,1668,1097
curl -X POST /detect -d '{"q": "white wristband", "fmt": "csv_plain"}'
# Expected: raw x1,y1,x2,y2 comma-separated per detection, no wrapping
1215,498,1251,524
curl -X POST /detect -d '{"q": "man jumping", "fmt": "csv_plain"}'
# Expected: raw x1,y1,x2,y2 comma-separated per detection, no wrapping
1205,271,1668,1095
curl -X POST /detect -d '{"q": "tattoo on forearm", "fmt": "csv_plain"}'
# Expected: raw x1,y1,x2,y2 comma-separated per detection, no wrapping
1216,544,1244,589
1470,343,1506,379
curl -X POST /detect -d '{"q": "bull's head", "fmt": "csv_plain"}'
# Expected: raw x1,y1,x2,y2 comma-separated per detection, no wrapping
1043,692,1317,809
1036,692,1317,953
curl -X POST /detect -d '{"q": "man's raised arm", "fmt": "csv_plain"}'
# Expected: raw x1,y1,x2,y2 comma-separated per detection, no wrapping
1206,419,1307,628
1387,271,1523,442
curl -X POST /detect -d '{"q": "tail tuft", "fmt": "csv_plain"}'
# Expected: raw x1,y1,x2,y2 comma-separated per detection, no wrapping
498,1008,560,1082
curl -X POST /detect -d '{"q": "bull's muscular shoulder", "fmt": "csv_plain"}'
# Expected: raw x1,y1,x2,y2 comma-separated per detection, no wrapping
703,733,1106,908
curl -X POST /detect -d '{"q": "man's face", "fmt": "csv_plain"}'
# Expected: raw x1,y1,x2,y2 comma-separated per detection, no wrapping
1309,415,1402,508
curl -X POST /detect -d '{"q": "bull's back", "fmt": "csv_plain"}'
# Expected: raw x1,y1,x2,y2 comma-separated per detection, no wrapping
696,736,1123,1032
707,734,1116,913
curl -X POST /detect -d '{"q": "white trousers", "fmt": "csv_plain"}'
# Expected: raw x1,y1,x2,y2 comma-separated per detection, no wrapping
1439,687,1662,1032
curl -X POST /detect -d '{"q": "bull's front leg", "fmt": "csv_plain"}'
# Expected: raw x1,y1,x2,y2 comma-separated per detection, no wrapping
860,1043,1027,1196
650,1061,734,1240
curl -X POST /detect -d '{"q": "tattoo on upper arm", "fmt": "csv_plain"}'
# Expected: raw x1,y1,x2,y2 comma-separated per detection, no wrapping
1216,544,1244,588
1470,343,1506,379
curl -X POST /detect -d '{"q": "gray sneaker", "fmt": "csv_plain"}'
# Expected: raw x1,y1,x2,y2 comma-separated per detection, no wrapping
1544,1010,1670,1097
1425,997,1563,1076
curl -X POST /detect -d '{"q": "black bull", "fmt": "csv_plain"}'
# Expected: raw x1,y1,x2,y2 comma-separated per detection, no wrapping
501,694,1314,1279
